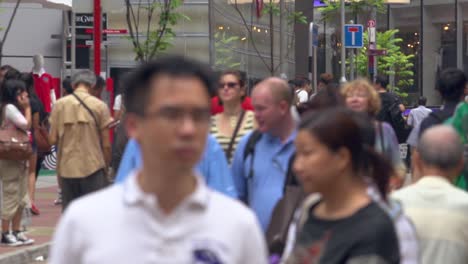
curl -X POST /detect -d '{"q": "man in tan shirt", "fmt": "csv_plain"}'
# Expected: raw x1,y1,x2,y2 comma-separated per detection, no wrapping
49,70,113,210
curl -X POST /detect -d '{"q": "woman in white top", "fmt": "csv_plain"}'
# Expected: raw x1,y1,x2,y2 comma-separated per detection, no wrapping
0,79,34,246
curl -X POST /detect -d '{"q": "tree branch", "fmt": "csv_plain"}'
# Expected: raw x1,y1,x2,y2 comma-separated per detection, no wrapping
232,0,272,73
149,0,171,59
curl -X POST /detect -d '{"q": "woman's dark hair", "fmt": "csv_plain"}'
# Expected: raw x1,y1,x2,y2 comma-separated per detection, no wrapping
19,72,36,96
4,67,21,81
299,107,393,199
436,68,467,102
297,84,344,115
1,79,27,108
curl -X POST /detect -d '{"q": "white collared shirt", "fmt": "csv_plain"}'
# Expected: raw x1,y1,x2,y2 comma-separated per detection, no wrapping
49,171,267,264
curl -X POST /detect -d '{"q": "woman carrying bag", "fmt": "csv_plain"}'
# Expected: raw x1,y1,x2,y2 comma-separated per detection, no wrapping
0,79,34,246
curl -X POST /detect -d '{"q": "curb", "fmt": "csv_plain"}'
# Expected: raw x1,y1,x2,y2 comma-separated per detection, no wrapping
0,242,50,264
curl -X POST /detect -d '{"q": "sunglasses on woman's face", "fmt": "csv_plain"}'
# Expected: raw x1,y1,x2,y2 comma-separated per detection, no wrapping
218,82,239,89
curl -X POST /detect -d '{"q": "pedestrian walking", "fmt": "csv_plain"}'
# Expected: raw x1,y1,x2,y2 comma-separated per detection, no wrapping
48,70,113,211
231,77,297,231
343,78,406,189
0,79,34,246
393,125,468,264
49,56,267,264
210,70,255,163
284,107,400,264
407,96,431,128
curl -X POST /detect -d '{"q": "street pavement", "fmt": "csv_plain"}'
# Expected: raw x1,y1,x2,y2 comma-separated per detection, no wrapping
0,174,60,264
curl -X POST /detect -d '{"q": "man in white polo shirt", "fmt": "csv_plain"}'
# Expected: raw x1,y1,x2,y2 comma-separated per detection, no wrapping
49,56,267,264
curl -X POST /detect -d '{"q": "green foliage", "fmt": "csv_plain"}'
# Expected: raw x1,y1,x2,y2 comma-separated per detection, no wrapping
349,29,414,98
126,0,189,62
318,0,386,22
214,32,241,70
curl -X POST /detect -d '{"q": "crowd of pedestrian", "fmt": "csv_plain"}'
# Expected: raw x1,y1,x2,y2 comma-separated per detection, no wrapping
1,55,467,263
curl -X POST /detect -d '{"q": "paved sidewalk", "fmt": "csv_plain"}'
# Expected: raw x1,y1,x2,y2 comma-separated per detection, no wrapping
0,175,61,264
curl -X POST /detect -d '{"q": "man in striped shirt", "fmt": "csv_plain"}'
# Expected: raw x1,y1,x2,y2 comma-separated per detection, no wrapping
392,125,468,264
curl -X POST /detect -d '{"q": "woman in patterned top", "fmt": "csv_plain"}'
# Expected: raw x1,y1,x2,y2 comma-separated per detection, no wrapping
210,70,255,163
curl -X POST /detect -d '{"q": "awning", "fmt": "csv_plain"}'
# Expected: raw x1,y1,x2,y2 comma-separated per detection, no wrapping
2,0,72,10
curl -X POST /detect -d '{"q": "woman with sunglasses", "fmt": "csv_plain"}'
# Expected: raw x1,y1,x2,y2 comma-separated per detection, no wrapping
285,107,400,264
210,70,255,163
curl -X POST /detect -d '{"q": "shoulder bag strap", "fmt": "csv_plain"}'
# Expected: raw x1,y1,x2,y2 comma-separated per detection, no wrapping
226,110,246,161
72,93,103,152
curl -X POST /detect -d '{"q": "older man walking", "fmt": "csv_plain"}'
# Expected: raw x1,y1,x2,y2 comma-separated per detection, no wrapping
392,125,468,264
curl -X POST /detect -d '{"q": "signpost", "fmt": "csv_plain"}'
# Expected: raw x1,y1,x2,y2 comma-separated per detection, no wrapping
368,19,377,81
344,24,364,48
309,22,319,93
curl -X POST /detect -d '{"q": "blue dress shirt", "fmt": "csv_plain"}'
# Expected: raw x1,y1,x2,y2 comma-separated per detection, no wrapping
115,135,238,198
231,131,297,231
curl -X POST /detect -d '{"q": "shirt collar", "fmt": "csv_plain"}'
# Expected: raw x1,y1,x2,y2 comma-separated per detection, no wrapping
264,129,298,145
74,87,89,94
416,175,453,187
123,170,210,210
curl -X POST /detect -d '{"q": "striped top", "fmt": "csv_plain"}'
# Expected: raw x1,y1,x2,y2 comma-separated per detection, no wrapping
210,111,255,164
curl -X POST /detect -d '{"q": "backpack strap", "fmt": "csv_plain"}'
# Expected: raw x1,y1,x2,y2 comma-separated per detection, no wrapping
243,130,263,179
429,111,451,123
242,130,262,205
283,154,298,194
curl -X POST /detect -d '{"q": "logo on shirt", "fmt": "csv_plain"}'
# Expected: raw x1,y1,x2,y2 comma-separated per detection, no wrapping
192,248,223,264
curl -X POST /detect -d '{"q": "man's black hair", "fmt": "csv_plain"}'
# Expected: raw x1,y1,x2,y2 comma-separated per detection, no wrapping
62,77,73,95
95,75,106,90
436,68,467,102
294,78,306,88
418,96,427,106
375,75,389,90
124,55,215,116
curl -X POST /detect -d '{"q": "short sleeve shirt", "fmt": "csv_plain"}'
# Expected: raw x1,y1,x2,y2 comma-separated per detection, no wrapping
289,201,400,264
49,87,113,178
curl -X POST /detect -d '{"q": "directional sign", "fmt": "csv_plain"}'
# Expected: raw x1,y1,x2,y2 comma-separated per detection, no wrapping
367,49,388,56
344,24,363,48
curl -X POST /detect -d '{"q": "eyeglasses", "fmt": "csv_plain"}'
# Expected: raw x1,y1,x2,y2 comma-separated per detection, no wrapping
218,82,239,89
143,106,211,126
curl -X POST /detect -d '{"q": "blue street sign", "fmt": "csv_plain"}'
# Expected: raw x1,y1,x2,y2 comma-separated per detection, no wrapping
312,24,319,47
344,24,364,48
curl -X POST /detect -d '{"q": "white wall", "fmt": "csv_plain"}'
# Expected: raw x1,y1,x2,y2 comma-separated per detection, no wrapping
0,3,63,76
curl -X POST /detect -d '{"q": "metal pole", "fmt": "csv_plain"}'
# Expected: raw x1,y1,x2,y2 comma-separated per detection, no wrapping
208,0,215,67
340,0,346,83
419,0,424,96
308,23,313,85
71,11,76,73
93,0,102,75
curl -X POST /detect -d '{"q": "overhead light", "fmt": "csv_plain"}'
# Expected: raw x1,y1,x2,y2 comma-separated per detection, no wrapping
241,37,247,41
444,26,449,31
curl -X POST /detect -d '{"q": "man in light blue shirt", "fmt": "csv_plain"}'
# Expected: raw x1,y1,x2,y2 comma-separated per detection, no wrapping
115,135,237,198
231,77,297,231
